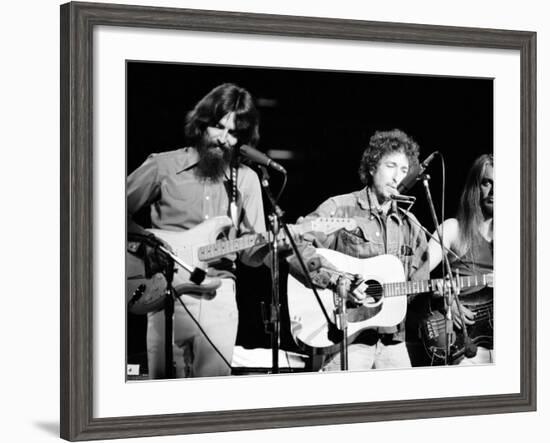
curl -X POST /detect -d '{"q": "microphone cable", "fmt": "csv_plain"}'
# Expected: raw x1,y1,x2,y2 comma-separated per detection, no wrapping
171,289,234,373
275,172,287,203
171,286,301,374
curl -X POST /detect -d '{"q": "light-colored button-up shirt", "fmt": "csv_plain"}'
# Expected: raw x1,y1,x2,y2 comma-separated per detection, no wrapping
127,147,267,277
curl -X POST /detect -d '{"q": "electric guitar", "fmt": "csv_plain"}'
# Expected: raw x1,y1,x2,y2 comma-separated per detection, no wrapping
419,286,493,364
127,216,356,314
287,248,493,353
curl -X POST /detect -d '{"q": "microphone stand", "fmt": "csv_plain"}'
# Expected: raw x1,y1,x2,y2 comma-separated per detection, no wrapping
257,166,342,373
268,212,281,374
420,174,453,365
420,175,472,365
334,276,350,370
257,166,283,374
163,286,175,379
156,246,206,379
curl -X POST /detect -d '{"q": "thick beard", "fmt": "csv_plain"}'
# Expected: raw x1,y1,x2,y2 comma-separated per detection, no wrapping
482,201,493,218
195,137,233,182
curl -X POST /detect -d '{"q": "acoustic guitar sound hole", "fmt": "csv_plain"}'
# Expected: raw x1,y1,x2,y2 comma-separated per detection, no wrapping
345,279,383,323
365,279,383,304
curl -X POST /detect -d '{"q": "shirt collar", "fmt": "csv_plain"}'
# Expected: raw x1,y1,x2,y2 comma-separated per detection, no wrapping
175,147,233,179
356,187,370,210
175,147,200,174
365,186,398,217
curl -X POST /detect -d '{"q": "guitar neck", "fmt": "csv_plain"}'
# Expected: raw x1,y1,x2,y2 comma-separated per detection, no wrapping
197,218,355,262
197,228,294,262
385,274,491,298
198,232,269,262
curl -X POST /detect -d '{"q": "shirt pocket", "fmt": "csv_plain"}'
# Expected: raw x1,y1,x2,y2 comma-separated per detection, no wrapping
161,176,204,205
337,226,384,258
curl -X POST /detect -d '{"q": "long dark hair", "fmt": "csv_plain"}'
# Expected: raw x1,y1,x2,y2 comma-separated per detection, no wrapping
184,83,260,148
456,154,494,254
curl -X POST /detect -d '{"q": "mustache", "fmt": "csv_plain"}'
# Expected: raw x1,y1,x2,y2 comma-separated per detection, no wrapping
199,138,229,154
215,140,231,151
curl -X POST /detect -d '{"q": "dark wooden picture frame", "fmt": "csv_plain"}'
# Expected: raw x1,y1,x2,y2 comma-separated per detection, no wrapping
60,1,536,441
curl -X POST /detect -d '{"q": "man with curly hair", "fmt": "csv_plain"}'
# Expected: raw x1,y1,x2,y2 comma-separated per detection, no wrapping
287,129,429,371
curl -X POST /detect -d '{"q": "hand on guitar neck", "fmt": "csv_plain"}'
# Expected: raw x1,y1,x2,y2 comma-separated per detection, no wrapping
432,272,493,329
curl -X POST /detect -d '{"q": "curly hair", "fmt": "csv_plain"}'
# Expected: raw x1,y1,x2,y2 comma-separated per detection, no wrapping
184,83,260,148
358,129,420,186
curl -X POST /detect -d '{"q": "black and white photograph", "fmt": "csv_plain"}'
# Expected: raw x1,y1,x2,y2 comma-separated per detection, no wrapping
125,61,494,379
2,0,546,440
55,2,537,441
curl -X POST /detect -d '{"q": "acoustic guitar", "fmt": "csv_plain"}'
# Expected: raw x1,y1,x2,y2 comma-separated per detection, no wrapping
287,248,493,354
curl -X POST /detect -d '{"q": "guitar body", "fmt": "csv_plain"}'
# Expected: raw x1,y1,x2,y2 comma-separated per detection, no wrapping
420,287,493,364
126,216,232,314
148,215,233,272
287,249,407,353
126,252,169,314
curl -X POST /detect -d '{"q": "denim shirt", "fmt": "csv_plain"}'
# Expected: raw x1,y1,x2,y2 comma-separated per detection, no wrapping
288,187,429,341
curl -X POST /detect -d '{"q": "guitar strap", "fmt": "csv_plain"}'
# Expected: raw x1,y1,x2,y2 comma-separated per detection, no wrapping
229,165,239,228
228,146,258,233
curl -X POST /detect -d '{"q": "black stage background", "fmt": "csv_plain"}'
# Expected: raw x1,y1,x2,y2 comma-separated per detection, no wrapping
126,61,493,370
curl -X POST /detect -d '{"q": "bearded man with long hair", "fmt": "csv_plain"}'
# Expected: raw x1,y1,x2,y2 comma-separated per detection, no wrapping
127,83,266,378
428,154,494,364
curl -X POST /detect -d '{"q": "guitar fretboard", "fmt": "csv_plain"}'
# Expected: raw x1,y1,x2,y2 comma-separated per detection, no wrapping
197,218,355,262
384,274,491,297
198,233,269,261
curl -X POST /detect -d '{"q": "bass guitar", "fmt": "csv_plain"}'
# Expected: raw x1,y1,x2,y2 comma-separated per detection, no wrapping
287,248,493,353
127,216,356,314
419,286,493,364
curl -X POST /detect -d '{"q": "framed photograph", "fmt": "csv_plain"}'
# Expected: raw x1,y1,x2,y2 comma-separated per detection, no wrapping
60,1,536,441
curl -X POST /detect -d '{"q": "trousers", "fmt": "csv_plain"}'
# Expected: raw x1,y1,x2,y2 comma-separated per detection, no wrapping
457,346,494,365
322,340,412,371
146,278,238,378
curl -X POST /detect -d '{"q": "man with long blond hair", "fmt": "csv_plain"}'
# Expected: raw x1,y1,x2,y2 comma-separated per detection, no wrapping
428,154,494,364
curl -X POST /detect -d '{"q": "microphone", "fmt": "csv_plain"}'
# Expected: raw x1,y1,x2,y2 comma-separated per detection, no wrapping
397,151,439,193
239,145,287,174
